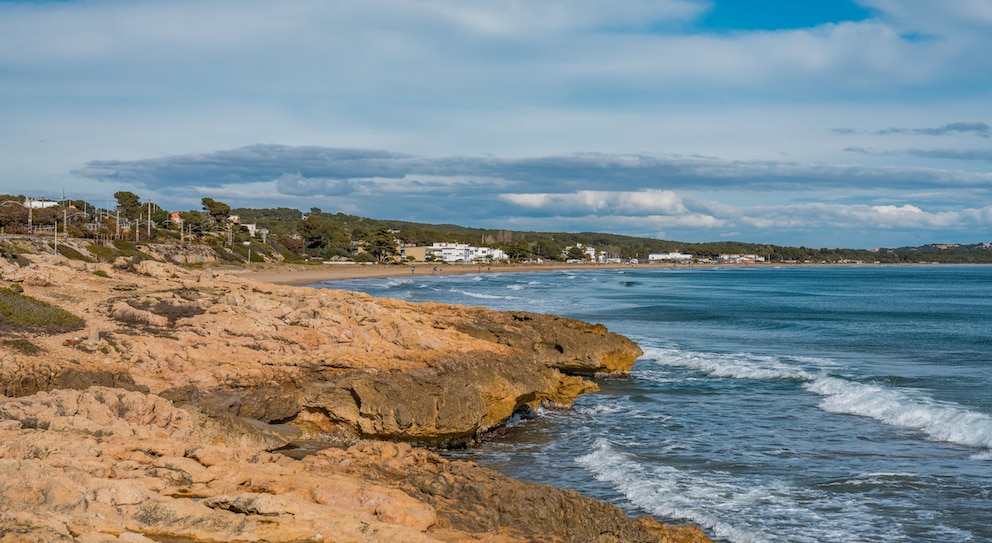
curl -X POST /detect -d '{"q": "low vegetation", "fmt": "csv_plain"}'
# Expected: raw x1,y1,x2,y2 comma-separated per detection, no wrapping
2,338,44,355
0,287,85,334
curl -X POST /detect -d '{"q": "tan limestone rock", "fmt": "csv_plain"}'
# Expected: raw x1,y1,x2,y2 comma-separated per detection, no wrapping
0,255,715,542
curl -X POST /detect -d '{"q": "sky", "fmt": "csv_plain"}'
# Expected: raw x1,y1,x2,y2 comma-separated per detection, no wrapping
2,1,991,249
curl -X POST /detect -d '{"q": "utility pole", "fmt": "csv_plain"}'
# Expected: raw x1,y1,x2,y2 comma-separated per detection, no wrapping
53,214,58,254
147,201,152,238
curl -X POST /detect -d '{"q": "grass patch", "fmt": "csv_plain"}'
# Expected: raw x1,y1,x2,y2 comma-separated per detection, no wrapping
2,338,44,355
87,243,117,262
112,239,141,255
0,287,86,334
93,269,109,278
55,244,90,262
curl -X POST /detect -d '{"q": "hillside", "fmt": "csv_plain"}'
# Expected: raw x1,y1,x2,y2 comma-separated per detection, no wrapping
3,192,992,264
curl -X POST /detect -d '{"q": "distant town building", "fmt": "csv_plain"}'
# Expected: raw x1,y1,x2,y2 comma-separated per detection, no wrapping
649,252,693,262
402,243,507,263
563,243,600,262
717,254,765,263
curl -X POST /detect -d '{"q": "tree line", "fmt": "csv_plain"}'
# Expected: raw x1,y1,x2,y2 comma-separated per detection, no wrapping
4,193,992,264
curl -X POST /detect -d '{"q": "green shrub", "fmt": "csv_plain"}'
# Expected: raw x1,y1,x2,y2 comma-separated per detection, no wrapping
92,269,109,278
55,244,90,262
0,287,86,334
2,338,44,355
86,244,117,262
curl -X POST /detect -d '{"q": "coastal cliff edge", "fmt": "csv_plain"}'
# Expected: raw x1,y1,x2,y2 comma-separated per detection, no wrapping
0,251,713,543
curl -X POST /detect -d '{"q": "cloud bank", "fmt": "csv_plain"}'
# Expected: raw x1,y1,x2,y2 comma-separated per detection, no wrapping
71,144,992,248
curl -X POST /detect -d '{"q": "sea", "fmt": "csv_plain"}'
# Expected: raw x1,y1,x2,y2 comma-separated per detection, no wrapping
317,265,992,543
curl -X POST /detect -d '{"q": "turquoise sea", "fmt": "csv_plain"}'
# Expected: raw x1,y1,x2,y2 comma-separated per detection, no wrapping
319,266,992,543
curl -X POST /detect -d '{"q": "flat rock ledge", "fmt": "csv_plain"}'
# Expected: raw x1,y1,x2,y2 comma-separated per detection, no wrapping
0,254,713,543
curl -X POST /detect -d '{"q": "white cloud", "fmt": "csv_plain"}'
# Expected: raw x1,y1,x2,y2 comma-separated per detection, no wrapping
420,0,706,36
500,189,687,215
865,204,959,228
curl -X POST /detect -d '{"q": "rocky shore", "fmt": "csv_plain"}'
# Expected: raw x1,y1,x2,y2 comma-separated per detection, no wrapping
0,249,714,543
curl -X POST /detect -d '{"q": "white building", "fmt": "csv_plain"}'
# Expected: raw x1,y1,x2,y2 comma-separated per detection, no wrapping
426,243,507,263
30,199,60,209
564,243,600,262
717,254,765,263
649,252,693,262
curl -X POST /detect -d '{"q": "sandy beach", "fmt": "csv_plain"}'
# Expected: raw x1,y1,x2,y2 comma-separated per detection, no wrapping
244,261,644,285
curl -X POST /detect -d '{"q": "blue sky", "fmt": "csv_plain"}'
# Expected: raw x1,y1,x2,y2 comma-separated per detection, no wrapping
2,0,991,249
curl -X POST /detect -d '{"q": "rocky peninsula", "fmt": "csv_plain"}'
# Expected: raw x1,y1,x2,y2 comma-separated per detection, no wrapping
0,245,714,543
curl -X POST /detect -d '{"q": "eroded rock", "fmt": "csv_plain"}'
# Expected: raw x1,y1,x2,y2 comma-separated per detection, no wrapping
0,388,712,543
0,257,715,542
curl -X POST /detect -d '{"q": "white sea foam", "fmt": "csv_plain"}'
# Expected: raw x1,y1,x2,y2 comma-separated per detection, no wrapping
506,284,525,291
642,345,992,453
574,403,625,416
970,450,992,461
816,472,922,489
805,376,992,450
576,439,899,543
449,288,516,300
640,346,812,382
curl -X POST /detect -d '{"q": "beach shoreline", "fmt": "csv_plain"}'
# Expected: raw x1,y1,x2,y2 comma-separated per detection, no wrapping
243,261,644,285
237,259,912,286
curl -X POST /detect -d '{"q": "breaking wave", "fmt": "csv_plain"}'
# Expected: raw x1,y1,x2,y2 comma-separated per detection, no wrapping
576,439,904,543
641,345,992,453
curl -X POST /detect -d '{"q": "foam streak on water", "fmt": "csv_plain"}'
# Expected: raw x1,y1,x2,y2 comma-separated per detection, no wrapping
641,345,992,453
807,376,992,450
576,438,907,543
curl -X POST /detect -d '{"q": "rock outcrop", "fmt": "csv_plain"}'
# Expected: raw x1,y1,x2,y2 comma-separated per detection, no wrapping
0,387,711,543
0,252,712,543
1,254,641,445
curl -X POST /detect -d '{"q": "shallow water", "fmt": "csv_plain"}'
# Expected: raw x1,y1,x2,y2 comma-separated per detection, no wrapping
320,266,992,543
